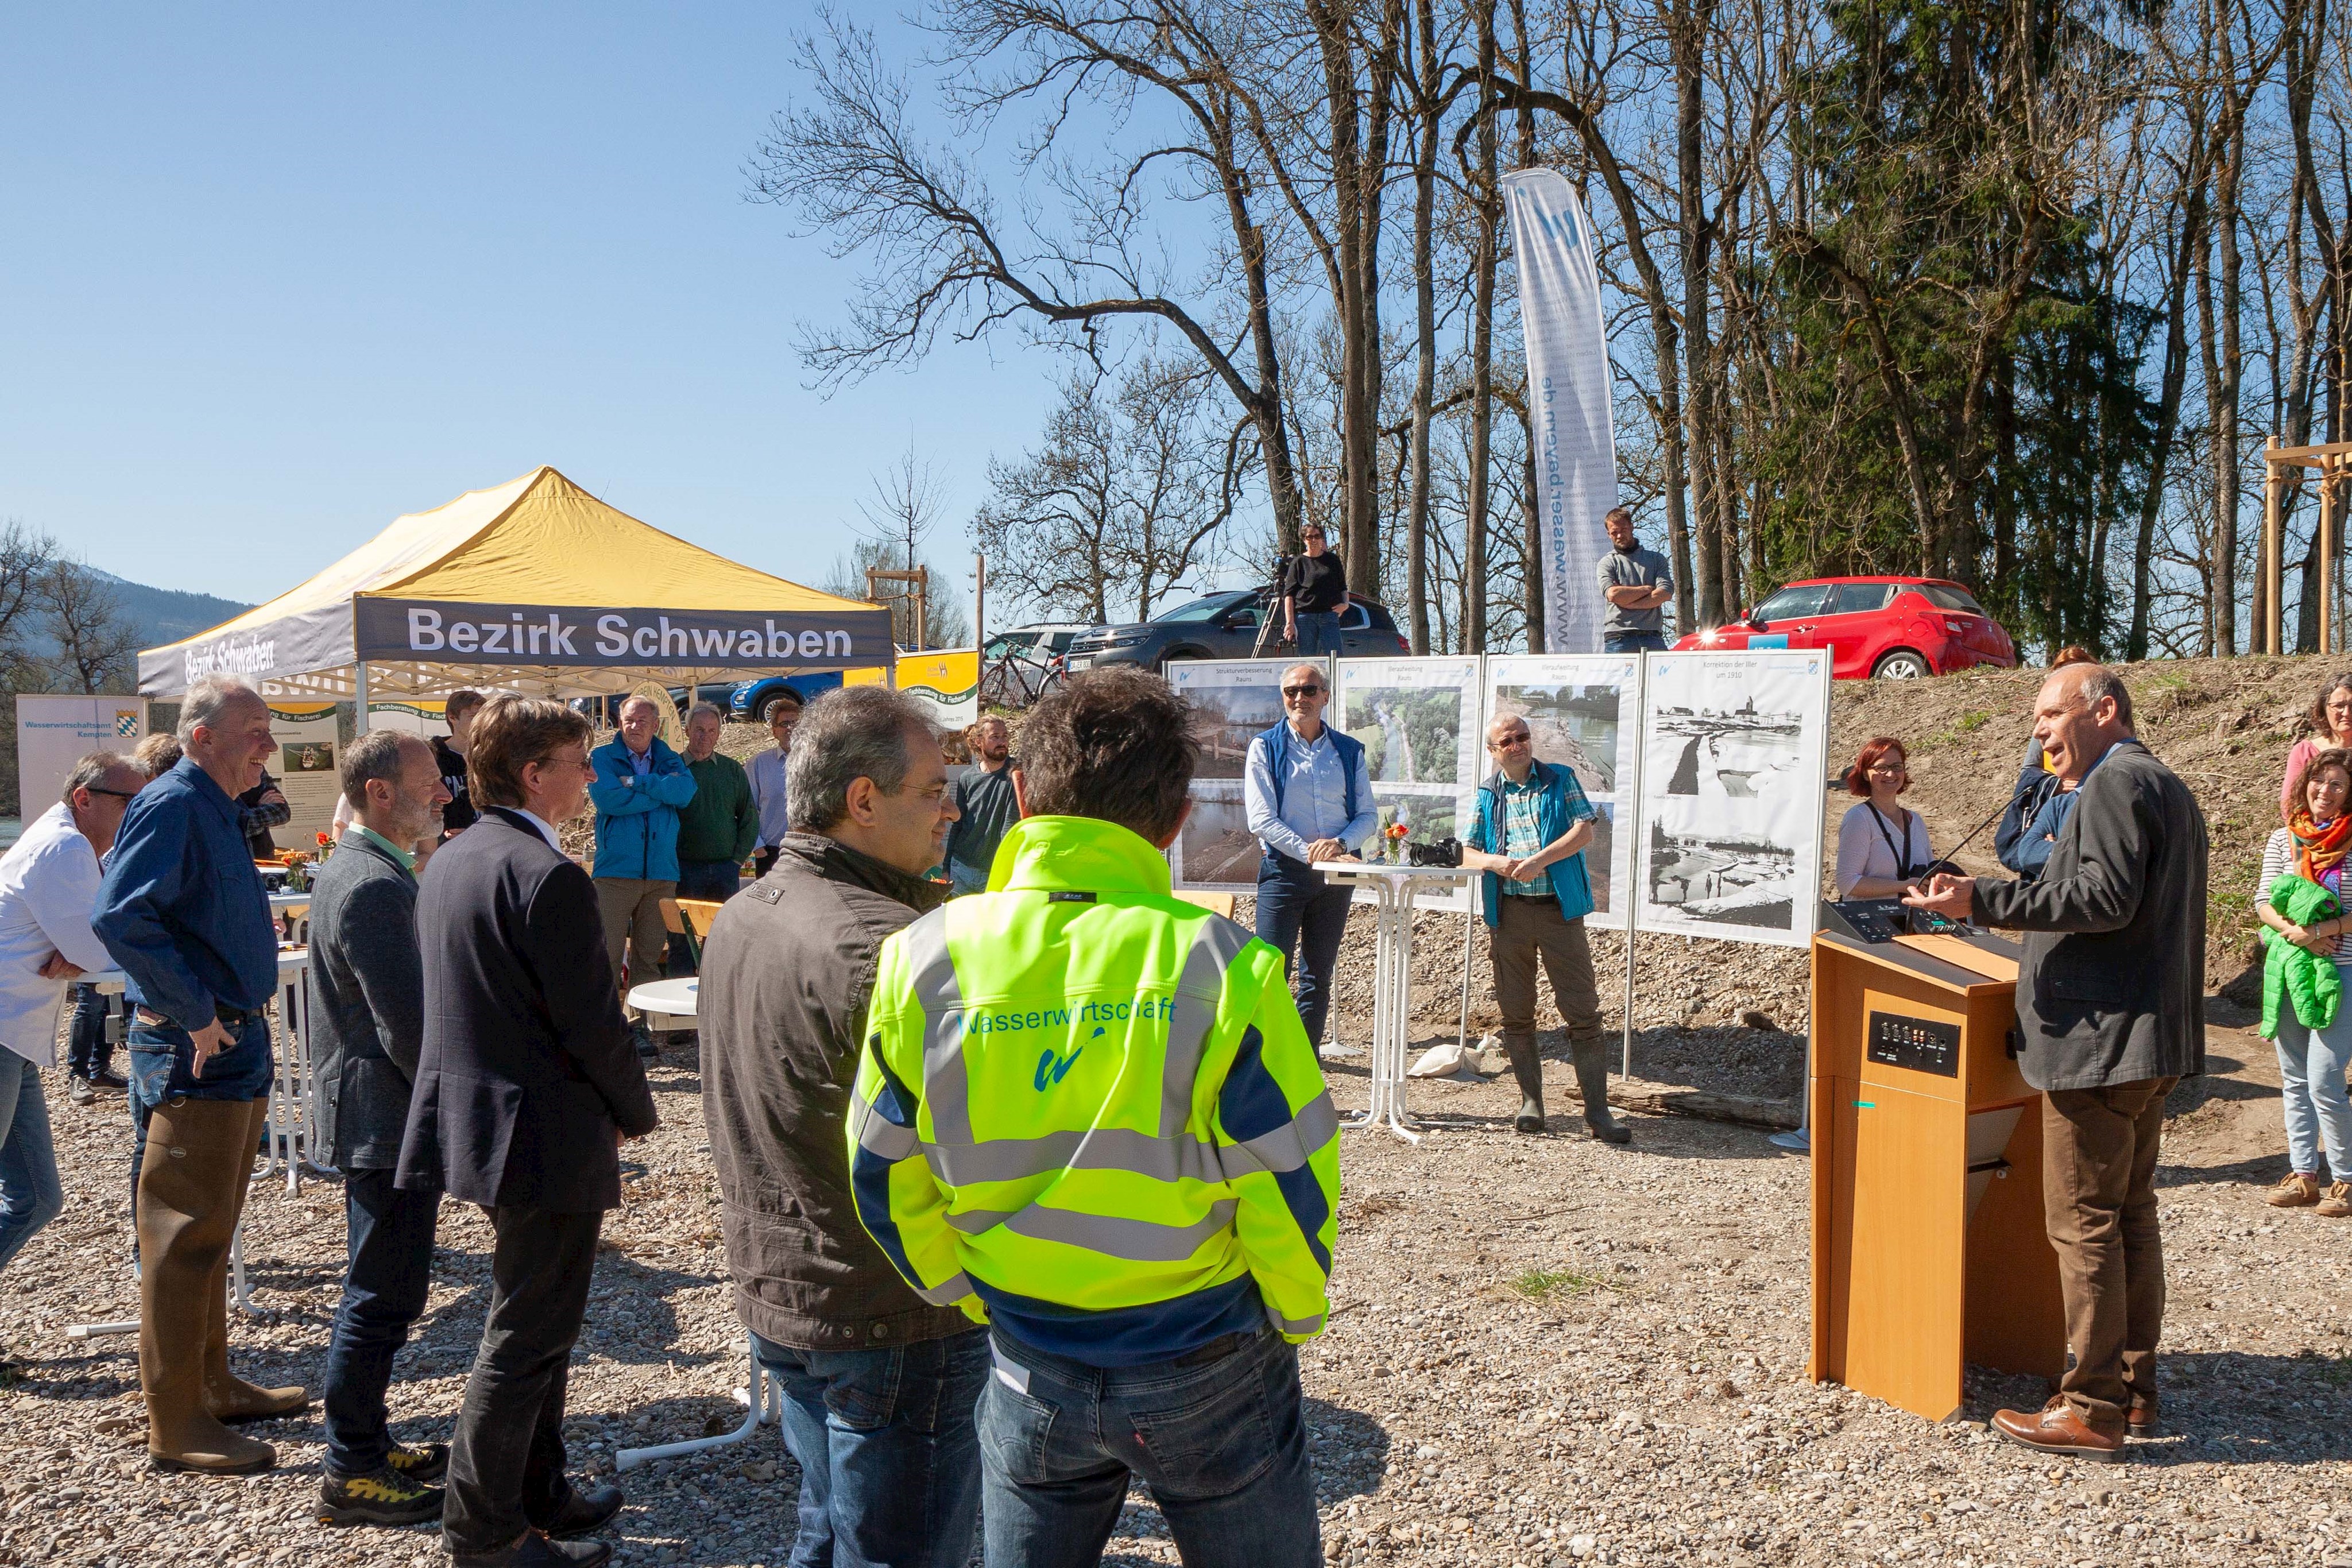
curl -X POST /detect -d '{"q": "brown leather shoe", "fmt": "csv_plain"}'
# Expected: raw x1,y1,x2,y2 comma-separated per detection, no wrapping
2319,1182,2352,1218
2126,1394,2159,1438
1991,1397,2124,1461
2265,1172,2323,1207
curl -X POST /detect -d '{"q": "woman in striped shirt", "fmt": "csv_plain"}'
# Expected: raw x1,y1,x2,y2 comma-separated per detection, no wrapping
2254,745,2352,1217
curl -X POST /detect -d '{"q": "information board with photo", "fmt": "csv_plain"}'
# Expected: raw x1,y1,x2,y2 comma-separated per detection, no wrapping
267,703,343,853
1482,655,1638,926
1633,650,1832,948
1336,656,1483,913
1166,657,1332,892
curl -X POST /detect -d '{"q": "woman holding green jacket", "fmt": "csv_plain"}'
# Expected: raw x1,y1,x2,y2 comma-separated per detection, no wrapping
2254,746,2352,1217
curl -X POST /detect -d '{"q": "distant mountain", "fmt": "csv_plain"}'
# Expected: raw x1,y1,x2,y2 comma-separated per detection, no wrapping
84,568,251,652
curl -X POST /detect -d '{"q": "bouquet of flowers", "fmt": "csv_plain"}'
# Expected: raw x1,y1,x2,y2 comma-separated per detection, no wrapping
1382,820,1410,864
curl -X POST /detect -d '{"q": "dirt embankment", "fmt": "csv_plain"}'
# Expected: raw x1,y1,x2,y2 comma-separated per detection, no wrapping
1832,653,2336,993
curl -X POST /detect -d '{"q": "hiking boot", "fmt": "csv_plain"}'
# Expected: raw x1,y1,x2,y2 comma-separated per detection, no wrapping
386,1439,450,1484
1500,1038,1545,1134
318,1465,444,1527
1991,1397,2125,1461
2318,1182,2352,1218
1570,1037,1630,1145
2264,1172,2323,1207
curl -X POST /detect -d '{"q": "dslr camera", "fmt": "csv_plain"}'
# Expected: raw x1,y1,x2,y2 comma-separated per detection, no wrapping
1406,837,1463,868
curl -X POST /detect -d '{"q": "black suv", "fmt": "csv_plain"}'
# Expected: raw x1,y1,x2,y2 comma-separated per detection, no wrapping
1065,590,1410,671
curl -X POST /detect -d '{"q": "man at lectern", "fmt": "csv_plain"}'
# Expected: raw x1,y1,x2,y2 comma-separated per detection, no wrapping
1906,663,2206,1461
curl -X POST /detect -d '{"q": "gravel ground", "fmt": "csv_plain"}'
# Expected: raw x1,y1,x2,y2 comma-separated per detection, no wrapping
4,986,2346,1568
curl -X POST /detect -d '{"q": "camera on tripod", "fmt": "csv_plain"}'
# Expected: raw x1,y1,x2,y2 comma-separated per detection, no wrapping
1406,838,1463,868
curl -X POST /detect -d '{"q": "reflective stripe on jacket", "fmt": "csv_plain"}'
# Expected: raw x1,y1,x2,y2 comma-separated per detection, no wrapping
848,814,1339,1368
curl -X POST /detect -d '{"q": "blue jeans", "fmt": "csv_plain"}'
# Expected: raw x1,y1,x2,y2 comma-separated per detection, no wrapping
978,1326,1321,1568
750,1326,988,1568
2274,1004,2352,1182
323,1168,442,1474
1255,854,1353,1045
0,1051,64,1277
947,862,991,897
68,982,114,1081
1603,630,1668,654
1291,611,1343,657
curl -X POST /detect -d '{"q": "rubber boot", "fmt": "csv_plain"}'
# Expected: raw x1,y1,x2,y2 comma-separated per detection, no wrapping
206,1098,307,1424
1571,1037,1631,1145
1501,1038,1546,1134
137,1097,277,1474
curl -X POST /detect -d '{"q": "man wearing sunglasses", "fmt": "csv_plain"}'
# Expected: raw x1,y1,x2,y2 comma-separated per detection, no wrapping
1244,663,1375,1048
1460,717,1628,1142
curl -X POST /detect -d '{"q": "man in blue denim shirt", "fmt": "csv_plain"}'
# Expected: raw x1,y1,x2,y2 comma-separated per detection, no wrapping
94,674,307,1476
1244,661,1375,1047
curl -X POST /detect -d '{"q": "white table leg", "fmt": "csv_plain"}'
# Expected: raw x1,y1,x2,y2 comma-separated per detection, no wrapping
615,1338,782,1473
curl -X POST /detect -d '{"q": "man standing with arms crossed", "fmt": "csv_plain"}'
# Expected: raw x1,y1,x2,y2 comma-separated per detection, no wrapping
852,668,1337,1567
95,675,308,1475
1907,663,2206,1460
434,690,486,839
1244,661,1375,1051
672,702,759,908
1597,508,1674,655
310,731,454,1528
589,695,695,1055
940,715,1019,894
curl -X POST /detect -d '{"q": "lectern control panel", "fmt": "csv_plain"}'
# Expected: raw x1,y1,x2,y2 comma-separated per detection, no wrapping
1867,1009,1962,1077
1821,897,1964,944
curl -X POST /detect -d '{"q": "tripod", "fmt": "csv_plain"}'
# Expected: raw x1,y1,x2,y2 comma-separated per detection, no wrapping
1250,554,1293,659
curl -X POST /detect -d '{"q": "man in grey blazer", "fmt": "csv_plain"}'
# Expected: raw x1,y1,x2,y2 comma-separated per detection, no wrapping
309,731,452,1527
1910,663,2207,1461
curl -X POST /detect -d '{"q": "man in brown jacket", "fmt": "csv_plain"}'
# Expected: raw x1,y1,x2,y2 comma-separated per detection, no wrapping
698,686,982,1567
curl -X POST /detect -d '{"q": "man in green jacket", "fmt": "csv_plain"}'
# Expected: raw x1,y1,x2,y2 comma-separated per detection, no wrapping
674,703,757,911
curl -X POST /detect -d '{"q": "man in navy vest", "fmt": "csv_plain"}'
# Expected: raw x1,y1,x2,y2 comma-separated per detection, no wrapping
1243,661,1376,1047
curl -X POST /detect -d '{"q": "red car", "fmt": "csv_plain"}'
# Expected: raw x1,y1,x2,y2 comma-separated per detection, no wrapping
1672,576,2017,679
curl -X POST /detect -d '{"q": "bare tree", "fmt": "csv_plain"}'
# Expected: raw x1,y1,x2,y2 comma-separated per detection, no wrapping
41,561,140,693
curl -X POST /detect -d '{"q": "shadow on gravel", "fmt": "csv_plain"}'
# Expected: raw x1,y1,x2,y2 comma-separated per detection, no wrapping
2157,1152,2291,1187
1306,1396,1391,1506
1965,1351,2351,1468
2168,1056,2279,1113
575,1255,726,1368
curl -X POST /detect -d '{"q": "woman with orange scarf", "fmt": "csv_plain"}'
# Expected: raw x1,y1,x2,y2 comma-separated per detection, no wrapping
2254,746,2352,1217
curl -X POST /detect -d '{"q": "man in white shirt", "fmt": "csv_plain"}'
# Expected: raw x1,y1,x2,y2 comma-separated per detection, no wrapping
1243,662,1375,1046
745,687,802,879
0,752,146,1290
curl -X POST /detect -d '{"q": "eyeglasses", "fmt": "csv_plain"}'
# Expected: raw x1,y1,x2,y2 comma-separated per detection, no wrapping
1282,684,1325,698
85,787,139,800
1491,733,1532,748
1867,762,1908,775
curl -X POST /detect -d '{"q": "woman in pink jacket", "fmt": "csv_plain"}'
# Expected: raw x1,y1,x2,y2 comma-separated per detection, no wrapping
2282,674,2352,822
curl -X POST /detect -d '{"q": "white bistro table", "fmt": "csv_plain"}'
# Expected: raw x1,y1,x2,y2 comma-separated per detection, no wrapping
609,976,787,1476
1317,861,1478,1143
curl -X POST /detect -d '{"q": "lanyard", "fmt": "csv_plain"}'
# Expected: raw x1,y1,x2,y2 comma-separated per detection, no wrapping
1867,803,1921,877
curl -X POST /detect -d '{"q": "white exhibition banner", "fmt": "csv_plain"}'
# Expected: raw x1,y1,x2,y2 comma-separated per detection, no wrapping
1167,657,1331,893
14,694,146,817
265,702,342,853
1481,655,1640,928
1335,656,1483,914
1502,167,1618,653
1633,649,1833,948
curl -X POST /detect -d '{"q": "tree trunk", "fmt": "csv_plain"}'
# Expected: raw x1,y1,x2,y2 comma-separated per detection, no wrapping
1406,0,1440,653
1508,0,1546,649
1465,4,1498,653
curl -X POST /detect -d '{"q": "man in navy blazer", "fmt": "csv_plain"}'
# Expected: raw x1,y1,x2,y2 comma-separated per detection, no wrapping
397,697,658,1568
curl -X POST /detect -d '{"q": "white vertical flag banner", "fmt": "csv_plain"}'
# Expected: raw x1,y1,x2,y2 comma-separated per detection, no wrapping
1503,168,1618,652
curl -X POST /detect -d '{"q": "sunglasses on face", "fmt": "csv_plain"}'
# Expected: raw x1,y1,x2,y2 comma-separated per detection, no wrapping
1491,733,1531,748
86,787,140,800
1283,685,1325,698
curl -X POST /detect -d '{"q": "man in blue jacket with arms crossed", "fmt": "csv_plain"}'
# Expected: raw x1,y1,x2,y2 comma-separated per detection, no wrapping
588,696,694,1050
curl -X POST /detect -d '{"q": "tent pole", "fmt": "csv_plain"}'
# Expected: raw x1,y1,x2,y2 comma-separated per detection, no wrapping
354,661,370,735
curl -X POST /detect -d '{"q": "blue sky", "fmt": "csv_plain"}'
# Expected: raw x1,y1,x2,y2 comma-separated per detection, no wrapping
1,5,1069,610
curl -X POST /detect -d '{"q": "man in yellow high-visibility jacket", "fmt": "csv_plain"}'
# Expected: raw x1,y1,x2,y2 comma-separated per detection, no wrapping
849,667,1338,1568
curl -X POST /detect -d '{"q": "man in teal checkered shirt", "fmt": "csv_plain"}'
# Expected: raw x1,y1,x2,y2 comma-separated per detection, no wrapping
1460,714,1627,1143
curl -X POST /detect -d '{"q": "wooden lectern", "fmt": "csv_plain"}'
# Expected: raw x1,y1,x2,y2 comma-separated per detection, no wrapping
1808,923,2066,1420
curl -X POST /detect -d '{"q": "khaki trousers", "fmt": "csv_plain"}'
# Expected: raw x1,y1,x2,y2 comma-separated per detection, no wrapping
595,876,675,988
1491,896,1604,1047
2041,1077,2177,1424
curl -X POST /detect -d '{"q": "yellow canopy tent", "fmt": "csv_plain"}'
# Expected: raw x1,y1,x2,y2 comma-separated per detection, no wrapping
137,466,892,704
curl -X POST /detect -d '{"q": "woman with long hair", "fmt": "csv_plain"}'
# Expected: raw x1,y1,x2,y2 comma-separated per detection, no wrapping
2253,745,2352,1217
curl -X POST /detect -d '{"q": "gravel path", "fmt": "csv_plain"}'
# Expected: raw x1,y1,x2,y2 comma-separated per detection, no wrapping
6,1009,2346,1568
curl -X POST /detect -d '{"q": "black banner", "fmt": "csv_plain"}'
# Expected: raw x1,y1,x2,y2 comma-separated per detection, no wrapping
353,598,892,668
